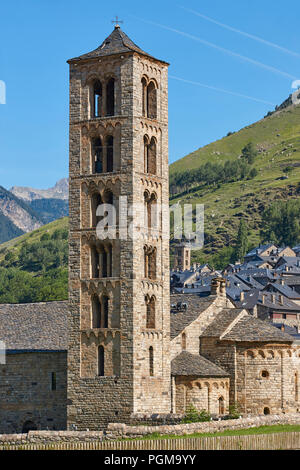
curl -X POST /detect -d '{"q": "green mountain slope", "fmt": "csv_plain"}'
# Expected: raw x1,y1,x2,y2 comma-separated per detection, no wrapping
0,217,68,303
169,102,300,259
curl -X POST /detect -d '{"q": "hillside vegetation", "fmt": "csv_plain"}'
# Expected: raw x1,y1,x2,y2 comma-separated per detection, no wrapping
169,102,300,262
0,218,68,303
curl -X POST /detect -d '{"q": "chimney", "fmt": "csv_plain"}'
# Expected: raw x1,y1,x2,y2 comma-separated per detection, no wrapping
240,291,245,302
252,305,258,318
280,279,285,286
262,294,266,305
279,295,284,305
211,277,226,297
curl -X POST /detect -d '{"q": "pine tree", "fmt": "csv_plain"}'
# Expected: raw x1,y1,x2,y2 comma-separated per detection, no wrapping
235,219,248,261
241,142,257,165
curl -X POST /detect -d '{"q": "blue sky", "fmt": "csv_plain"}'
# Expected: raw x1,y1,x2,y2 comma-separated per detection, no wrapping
0,0,299,189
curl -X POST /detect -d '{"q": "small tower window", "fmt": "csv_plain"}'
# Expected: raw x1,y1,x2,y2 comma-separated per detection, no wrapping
263,407,270,415
106,78,115,116
98,346,105,376
149,346,154,376
261,370,269,379
181,332,186,350
93,80,102,118
51,372,57,391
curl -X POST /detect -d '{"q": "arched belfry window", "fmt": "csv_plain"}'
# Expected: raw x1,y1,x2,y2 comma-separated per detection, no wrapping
149,346,154,376
148,138,157,175
91,192,103,228
142,78,158,119
142,77,147,117
144,135,149,173
93,80,102,118
92,295,101,329
147,81,157,119
106,135,114,172
144,192,157,231
98,346,105,376
91,246,100,278
92,138,103,174
106,78,115,116
146,296,156,329
144,247,156,280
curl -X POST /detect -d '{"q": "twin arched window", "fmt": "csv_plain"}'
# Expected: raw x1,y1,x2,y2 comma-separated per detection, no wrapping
92,136,114,174
91,190,114,228
144,136,157,175
92,294,109,329
144,191,157,230
91,78,115,118
142,78,157,119
91,243,113,278
144,247,156,280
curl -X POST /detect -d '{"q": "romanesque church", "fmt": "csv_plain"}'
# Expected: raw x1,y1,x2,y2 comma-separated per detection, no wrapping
0,26,299,434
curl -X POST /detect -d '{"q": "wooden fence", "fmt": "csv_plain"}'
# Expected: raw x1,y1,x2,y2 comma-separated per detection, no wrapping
0,432,300,450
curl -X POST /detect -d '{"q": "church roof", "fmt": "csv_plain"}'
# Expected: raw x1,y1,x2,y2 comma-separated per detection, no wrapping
0,301,68,352
170,294,215,339
221,315,294,343
171,351,229,377
201,308,245,338
68,26,168,64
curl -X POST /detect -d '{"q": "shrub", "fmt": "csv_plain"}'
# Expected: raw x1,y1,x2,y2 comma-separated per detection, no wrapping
228,402,242,419
182,404,211,423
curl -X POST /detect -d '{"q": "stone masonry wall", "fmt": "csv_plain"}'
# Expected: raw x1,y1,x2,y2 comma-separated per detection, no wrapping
1,413,300,445
0,352,67,434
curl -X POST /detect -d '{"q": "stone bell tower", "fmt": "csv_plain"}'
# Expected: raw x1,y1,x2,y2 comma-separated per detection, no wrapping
67,24,171,429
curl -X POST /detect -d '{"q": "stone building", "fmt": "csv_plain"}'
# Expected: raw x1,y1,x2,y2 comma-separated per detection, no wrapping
67,24,171,430
0,302,68,434
173,243,191,271
170,279,300,416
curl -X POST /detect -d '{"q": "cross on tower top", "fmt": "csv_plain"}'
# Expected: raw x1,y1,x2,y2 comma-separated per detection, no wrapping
112,16,123,29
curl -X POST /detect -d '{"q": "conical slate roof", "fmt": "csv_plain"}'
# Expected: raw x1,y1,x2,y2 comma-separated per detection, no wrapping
68,26,168,64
